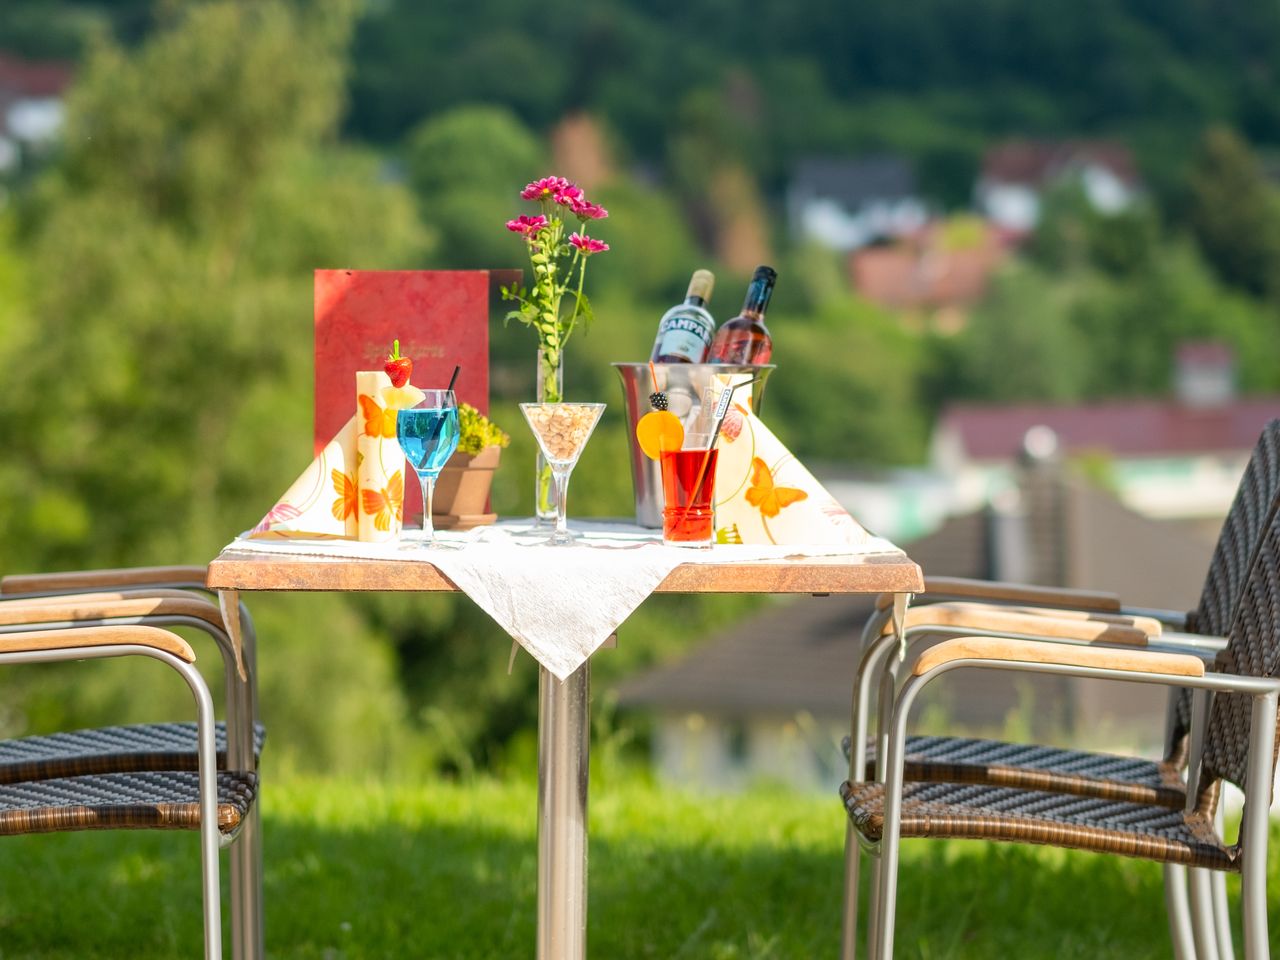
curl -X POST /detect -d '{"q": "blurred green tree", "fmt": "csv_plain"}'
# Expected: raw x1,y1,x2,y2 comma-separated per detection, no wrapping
0,0,433,773
1186,127,1280,300
403,105,544,268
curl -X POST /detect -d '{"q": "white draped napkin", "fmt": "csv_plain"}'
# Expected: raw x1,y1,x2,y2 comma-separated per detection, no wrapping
220,519,904,680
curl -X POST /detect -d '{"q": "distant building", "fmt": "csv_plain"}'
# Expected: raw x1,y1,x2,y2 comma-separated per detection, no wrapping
975,140,1141,234
932,343,1280,524
0,52,74,174
848,218,1008,331
787,155,929,251
616,458,1218,792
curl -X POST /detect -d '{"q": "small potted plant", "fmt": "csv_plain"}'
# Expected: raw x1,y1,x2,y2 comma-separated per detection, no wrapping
431,403,510,529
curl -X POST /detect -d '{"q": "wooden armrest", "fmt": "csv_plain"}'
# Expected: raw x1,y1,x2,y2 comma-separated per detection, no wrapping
879,603,1149,645
876,577,1122,612
940,602,1163,636
2,589,199,607
0,625,195,662
0,566,209,596
0,596,225,631
912,636,1205,678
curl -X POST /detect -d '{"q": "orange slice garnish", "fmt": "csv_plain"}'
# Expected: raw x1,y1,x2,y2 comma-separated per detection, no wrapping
636,411,684,460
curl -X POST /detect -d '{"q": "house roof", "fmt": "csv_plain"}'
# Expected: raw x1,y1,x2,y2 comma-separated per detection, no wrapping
790,155,916,209
980,140,1140,188
0,53,74,99
614,473,1214,730
850,236,1006,310
937,398,1280,461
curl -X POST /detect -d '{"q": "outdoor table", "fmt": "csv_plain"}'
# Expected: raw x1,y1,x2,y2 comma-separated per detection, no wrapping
207,535,922,960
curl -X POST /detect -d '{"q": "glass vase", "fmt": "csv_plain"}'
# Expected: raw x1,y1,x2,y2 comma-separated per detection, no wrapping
533,346,564,523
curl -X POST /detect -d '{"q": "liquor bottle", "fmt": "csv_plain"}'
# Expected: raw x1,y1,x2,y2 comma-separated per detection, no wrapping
708,265,776,365
649,269,717,364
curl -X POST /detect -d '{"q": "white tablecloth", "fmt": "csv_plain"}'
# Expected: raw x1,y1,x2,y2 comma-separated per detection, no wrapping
222,520,904,680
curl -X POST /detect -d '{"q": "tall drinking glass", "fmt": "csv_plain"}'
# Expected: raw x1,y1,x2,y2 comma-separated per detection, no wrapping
519,402,605,546
660,430,717,548
396,389,460,548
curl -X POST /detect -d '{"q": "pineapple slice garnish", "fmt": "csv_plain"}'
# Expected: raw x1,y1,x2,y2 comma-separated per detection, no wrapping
381,383,426,410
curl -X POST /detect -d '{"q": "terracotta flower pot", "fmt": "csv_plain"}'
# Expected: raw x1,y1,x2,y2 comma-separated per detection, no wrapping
431,446,501,530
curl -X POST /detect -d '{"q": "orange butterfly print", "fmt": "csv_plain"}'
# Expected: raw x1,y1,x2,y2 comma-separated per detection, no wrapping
744,457,807,518
361,471,404,532
331,468,357,521
359,393,397,439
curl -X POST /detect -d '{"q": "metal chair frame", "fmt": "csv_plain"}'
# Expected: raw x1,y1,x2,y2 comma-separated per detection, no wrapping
0,638,224,959
0,585,264,960
860,656,1278,960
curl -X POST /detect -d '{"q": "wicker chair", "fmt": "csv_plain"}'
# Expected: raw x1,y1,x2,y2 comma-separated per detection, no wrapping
0,567,265,959
0,622,245,958
842,420,1280,960
843,459,1280,960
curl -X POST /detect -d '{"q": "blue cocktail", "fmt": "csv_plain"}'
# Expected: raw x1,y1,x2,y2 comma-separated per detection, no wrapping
396,389,460,547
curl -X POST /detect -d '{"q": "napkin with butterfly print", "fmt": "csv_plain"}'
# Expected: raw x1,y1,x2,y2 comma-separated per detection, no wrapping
708,374,877,547
249,370,419,541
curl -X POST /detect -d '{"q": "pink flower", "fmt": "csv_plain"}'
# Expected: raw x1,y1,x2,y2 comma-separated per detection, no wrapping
520,176,576,202
554,183,585,206
569,198,608,220
506,214,548,235
569,233,609,255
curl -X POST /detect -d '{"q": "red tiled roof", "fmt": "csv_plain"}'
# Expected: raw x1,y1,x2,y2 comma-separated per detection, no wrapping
938,399,1280,460
0,53,74,98
850,228,1007,310
981,140,1139,187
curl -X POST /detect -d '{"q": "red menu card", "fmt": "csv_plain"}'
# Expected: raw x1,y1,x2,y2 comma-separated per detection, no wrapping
313,270,491,455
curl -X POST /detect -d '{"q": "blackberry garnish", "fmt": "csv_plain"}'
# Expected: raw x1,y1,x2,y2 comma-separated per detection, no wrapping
648,391,669,411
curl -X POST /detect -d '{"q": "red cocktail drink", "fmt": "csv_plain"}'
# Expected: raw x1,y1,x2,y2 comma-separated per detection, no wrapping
661,447,718,546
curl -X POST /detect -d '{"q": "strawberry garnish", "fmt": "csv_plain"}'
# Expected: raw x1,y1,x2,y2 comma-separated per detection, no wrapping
385,339,413,388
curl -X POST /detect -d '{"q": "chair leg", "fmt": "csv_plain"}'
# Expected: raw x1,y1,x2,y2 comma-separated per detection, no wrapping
840,826,860,960
174,657,223,960
1191,869,1223,960
866,853,882,958
231,803,264,960
1212,806,1236,960
1241,693,1275,960
1164,864,1197,960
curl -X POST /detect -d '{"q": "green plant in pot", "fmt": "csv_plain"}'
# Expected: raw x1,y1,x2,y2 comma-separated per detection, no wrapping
431,403,510,529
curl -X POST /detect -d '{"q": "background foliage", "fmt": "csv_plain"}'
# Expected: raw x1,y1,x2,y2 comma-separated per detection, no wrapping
0,0,1278,774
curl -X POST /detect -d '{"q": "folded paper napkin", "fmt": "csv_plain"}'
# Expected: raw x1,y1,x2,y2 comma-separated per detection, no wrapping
223,519,904,680
706,375,876,547
251,371,418,541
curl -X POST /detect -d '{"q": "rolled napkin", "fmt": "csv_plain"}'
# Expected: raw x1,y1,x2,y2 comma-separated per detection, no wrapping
356,370,406,543
708,374,875,547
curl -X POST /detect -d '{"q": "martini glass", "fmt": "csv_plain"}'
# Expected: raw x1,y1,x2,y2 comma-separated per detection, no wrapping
396,389,460,548
519,402,606,545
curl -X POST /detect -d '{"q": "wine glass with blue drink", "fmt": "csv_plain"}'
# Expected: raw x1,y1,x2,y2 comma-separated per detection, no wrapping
396,389,460,547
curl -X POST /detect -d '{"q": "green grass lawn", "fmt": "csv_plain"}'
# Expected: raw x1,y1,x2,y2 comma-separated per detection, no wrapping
0,774,1274,958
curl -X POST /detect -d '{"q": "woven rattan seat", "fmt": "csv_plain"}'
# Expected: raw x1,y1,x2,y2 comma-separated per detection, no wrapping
0,769,257,836
845,734,1186,807
0,721,266,785
841,779,1234,871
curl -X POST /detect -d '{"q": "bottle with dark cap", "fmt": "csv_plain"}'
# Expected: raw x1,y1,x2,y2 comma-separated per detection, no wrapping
708,265,776,365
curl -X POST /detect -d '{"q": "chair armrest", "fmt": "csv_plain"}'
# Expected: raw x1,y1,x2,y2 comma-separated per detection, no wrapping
938,602,1163,636
880,602,1151,645
0,625,196,662
0,565,209,596
876,576,1121,612
913,636,1205,678
0,596,225,632
2,589,199,607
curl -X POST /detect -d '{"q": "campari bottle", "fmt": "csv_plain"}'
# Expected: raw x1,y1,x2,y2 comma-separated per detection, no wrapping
708,265,777,365
649,269,717,364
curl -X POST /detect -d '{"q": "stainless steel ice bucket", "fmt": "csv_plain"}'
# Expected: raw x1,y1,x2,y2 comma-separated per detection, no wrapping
612,362,775,527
